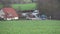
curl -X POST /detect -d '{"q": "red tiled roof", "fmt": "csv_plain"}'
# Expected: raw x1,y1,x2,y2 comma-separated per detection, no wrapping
3,8,18,18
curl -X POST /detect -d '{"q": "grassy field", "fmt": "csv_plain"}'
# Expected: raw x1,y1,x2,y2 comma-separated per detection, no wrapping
0,20,60,34
0,4,3,9
0,3,37,11
11,3,37,11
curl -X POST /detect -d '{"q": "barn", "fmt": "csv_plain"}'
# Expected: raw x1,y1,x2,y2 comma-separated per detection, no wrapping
0,7,19,20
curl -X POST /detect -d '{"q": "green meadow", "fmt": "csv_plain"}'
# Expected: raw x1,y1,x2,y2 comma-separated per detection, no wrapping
11,3,37,10
0,3,37,10
0,20,60,34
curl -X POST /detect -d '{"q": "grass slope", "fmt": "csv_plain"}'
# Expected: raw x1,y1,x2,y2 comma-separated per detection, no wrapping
0,20,60,34
11,3,37,10
0,3,37,10
0,4,3,9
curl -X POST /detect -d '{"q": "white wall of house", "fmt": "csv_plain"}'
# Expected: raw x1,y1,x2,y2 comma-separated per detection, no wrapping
0,9,5,18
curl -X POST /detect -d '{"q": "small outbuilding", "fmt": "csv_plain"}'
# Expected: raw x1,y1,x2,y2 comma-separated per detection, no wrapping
0,7,19,20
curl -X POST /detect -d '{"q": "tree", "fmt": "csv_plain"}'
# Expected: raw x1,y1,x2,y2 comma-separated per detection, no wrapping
37,0,60,19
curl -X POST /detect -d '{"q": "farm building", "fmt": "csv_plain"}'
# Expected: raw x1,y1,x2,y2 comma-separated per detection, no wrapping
0,7,19,20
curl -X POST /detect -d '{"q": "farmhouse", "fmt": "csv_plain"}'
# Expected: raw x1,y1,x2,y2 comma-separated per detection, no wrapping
0,7,19,20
